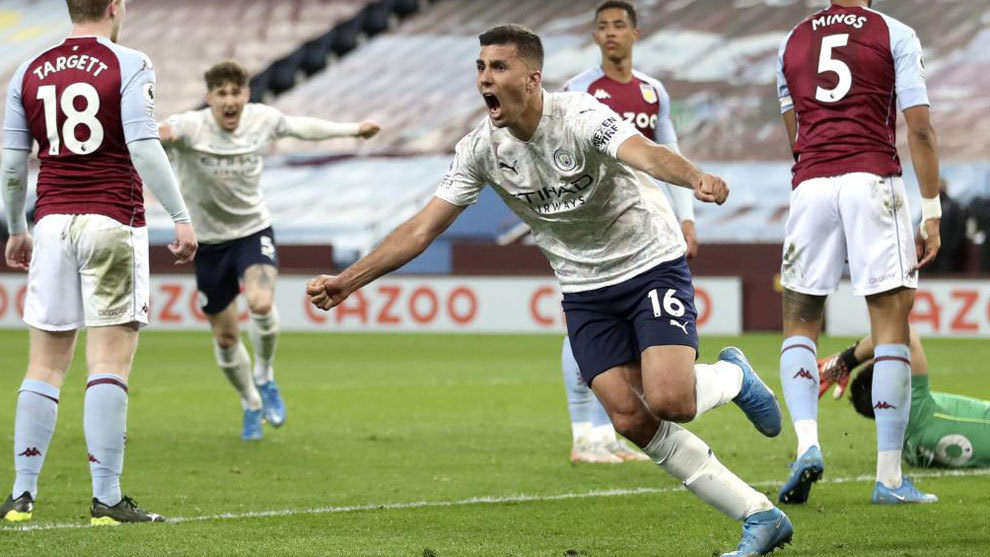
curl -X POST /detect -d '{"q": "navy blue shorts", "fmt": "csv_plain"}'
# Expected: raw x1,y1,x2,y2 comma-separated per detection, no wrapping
194,227,278,315
562,256,699,385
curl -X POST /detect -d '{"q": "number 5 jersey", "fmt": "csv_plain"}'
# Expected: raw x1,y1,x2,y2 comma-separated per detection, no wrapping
776,5,929,188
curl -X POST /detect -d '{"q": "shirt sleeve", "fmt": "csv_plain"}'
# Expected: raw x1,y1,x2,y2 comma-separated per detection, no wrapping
434,133,486,207
573,94,640,158
890,23,930,111
776,32,794,115
119,51,159,144
652,81,679,148
2,63,33,151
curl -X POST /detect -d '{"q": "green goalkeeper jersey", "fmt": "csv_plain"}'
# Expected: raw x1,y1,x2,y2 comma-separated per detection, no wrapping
904,375,990,468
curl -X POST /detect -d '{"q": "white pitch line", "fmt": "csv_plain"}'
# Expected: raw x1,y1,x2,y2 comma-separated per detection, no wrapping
6,467,989,533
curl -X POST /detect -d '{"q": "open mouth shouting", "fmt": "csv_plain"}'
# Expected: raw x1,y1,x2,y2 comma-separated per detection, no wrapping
221,106,241,129
483,92,502,121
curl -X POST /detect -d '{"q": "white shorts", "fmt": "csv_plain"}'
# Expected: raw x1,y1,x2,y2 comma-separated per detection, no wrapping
780,173,918,297
24,214,150,331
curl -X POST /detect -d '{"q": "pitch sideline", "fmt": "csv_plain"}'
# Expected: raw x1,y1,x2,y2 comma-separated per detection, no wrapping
6,467,988,532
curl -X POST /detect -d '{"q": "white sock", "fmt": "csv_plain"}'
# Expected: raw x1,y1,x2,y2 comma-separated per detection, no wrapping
644,421,773,521
694,361,744,419
249,307,279,385
214,341,262,411
589,424,618,444
877,450,904,489
571,421,592,444
794,419,819,456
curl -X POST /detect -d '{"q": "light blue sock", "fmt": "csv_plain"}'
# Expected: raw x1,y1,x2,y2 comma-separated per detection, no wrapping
872,344,911,451
12,380,60,500
562,336,594,441
780,336,819,455
84,374,128,507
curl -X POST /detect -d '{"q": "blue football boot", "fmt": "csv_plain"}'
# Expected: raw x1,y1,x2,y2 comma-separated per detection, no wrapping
257,381,286,427
778,445,825,504
720,347,783,437
871,477,938,505
722,507,794,557
241,407,264,441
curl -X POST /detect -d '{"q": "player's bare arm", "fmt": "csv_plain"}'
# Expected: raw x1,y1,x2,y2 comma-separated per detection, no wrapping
1,148,32,270
308,197,464,310
781,109,797,150
615,135,728,204
903,105,941,270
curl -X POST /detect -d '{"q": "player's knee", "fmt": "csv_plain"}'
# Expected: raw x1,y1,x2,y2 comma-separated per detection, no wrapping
646,390,696,423
609,411,650,443
214,331,239,350
247,296,273,316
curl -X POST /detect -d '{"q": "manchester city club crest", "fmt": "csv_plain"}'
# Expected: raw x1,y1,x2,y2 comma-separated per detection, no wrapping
640,83,658,104
553,148,577,172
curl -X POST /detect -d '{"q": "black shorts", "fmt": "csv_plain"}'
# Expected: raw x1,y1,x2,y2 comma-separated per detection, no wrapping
194,227,278,315
562,256,699,385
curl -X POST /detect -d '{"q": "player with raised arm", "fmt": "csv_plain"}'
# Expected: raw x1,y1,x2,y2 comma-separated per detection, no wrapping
158,61,379,441
308,25,792,556
559,0,697,464
775,0,941,505
0,0,196,524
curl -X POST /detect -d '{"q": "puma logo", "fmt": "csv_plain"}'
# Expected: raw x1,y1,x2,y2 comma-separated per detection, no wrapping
670,319,689,335
498,160,518,174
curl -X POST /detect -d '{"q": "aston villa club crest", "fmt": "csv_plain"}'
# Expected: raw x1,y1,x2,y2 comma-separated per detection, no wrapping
640,83,658,104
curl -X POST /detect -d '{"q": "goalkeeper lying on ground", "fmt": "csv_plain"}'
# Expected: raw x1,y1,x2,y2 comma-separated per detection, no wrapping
819,329,990,468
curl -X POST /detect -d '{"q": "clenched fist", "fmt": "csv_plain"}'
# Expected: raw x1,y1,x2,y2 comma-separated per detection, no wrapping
306,274,351,311
694,173,729,205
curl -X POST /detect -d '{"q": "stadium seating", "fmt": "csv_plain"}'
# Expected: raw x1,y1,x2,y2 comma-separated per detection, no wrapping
0,0,370,123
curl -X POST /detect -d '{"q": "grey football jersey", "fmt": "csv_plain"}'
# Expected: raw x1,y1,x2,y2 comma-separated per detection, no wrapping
435,91,686,293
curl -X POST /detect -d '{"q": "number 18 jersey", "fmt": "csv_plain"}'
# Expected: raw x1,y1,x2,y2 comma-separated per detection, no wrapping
776,6,929,188
3,36,159,227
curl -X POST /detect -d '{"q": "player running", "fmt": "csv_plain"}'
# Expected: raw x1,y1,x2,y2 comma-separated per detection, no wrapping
559,0,697,464
158,61,380,441
820,329,990,469
0,0,196,524
308,25,792,556
775,0,942,505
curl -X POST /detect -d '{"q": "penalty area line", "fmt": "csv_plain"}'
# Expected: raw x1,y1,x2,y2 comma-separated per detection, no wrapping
6,467,988,532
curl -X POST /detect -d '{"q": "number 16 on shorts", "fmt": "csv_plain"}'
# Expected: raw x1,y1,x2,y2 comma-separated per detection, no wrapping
647,288,685,318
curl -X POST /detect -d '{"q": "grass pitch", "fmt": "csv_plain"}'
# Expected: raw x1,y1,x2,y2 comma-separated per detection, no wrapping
0,331,988,556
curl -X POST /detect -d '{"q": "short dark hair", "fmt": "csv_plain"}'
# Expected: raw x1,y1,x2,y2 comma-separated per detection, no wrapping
65,0,112,23
850,364,876,419
478,24,544,70
595,1,637,27
204,60,249,91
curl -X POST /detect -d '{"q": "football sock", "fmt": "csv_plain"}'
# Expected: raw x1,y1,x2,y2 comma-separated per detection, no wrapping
872,344,911,488
12,380,59,500
780,336,820,455
249,307,279,385
562,337,594,443
84,374,128,507
215,340,263,411
644,421,773,520
693,361,743,419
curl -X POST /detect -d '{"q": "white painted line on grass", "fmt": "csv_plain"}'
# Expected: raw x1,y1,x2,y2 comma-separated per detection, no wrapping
6,467,988,532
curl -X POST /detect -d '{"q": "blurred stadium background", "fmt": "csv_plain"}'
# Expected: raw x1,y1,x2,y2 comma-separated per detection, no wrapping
1,0,989,335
